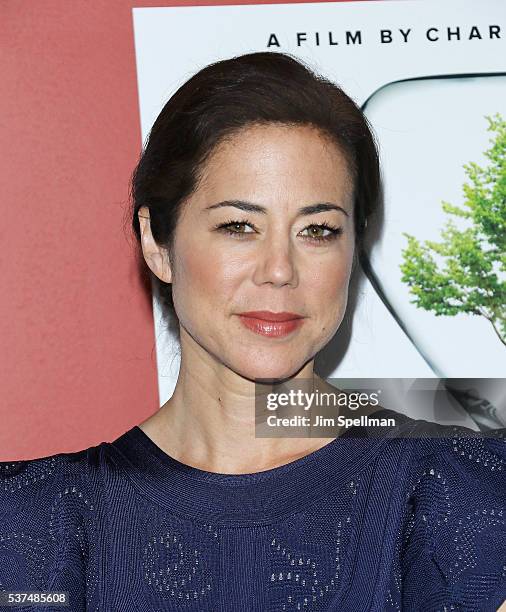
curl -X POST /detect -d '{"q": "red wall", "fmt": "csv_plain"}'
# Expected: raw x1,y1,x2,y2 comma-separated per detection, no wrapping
0,0,375,461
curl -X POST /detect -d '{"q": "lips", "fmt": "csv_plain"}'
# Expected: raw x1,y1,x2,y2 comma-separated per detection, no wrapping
238,311,304,322
237,311,306,338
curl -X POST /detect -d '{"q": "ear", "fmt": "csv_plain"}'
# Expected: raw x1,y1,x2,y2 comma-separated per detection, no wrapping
137,206,172,284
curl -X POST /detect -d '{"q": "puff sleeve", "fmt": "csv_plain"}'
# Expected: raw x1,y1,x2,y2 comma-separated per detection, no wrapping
386,428,506,612
0,448,104,612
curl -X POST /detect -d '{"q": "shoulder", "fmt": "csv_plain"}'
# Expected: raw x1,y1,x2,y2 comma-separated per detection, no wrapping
379,409,506,610
397,412,506,503
0,443,106,605
370,406,506,468
0,442,104,513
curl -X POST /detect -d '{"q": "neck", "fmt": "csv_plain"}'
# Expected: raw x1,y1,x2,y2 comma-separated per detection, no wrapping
138,329,337,474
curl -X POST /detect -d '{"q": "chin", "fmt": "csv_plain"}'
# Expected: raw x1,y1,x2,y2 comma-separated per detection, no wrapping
231,354,310,384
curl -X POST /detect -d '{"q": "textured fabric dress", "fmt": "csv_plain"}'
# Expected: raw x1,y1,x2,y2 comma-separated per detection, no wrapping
0,408,505,611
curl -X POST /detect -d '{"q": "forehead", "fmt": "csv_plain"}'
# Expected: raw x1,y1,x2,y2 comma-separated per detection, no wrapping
195,123,354,208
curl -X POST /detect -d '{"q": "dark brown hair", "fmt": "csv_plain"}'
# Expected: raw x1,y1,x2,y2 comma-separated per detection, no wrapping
128,51,381,317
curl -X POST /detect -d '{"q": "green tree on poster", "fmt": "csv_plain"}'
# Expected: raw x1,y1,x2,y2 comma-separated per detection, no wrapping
400,113,506,346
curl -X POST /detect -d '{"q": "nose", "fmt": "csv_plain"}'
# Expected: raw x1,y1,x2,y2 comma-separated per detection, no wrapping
252,235,298,288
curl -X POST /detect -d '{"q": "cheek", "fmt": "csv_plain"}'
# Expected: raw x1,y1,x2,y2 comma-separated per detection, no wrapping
306,256,352,298
304,255,353,333
173,241,245,303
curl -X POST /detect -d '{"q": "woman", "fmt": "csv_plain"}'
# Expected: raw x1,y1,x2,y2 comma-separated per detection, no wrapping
1,51,505,611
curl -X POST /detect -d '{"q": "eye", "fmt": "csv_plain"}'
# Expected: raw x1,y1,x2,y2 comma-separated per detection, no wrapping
299,223,343,243
214,219,257,237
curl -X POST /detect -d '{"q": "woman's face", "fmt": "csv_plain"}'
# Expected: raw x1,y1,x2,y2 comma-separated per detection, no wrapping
155,124,355,381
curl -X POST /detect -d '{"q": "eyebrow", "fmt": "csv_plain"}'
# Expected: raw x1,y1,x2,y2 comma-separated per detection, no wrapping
204,199,349,217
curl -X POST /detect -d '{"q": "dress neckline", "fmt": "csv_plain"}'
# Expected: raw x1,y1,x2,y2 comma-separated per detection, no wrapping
106,408,410,525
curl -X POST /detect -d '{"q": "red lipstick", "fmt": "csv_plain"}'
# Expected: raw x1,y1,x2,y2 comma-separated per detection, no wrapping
237,311,306,338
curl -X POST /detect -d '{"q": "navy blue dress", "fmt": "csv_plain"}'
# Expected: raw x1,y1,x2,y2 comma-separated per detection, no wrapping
1,409,505,611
